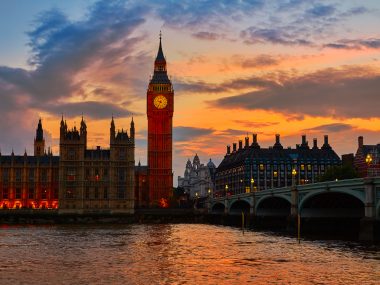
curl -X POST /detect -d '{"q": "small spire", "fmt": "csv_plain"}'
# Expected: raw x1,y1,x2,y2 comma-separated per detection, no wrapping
24,149,27,156
155,31,165,62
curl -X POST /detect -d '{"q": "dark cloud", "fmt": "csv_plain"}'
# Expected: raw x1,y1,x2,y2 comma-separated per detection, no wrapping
174,126,214,142
46,101,138,119
303,123,355,133
240,2,370,48
324,38,380,50
192,31,221,41
240,27,313,46
209,66,380,119
176,75,276,94
153,0,264,29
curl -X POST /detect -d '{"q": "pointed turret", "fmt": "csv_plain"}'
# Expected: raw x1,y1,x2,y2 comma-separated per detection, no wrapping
36,118,43,141
155,31,166,63
110,116,115,144
34,119,45,156
130,116,135,140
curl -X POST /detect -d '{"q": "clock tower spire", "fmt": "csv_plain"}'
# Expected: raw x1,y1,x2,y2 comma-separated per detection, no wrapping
147,33,174,207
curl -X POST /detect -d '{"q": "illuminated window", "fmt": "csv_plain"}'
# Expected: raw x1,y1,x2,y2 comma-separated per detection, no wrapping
307,165,312,171
259,164,264,171
273,171,278,178
301,164,305,171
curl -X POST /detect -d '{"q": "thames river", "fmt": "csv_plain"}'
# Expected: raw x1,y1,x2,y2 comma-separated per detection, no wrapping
0,224,379,285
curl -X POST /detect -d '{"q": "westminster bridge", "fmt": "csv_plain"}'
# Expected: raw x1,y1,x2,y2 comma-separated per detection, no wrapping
208,177,380,240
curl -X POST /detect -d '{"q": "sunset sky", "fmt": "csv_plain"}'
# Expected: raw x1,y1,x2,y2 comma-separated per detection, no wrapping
0,0,380,184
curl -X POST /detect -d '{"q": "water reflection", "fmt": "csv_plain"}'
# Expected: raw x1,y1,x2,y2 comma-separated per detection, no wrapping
0,224,379,284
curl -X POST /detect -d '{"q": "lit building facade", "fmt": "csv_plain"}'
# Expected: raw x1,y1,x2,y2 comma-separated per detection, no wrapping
146,35,174,206
0,120,59,209
178,154,216,198
59,116,135,213
354,136,380,177
215,134,341,197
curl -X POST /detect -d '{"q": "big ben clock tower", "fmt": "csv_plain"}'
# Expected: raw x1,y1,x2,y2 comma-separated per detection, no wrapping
147,33,174,206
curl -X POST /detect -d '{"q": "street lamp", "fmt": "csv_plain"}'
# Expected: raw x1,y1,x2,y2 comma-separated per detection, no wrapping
292,168,297,186
366,153,373,177
208,188,211,197
225,184,228,197
250,178,255,192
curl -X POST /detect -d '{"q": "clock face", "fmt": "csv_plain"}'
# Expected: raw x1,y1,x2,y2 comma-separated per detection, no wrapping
153,95,168,109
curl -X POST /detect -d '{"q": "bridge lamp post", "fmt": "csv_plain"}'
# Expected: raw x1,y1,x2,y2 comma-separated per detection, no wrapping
365,154,373,177
208,188,212,198
250,178,255,192
225,184,228,197
292,169,297,186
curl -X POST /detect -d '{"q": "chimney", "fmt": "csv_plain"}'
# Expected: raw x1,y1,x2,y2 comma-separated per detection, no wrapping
233,143,237,152
276,134,280,144
324,135,328,145
238,140,243,150
358,136,364,148
253,134,257,144
302,135,307,145
245,136,249,148
313,138,318,149
227,145,231,154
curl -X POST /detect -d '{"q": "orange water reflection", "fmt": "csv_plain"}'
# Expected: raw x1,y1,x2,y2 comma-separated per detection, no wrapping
0,224,379,284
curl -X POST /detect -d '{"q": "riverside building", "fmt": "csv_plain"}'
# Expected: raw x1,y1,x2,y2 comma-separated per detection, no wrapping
177,154,216,198
215,134,341,197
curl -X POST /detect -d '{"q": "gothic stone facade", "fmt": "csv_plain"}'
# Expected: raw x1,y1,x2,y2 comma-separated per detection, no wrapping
178,154,216,199
0,120,59,209
59,116,135,213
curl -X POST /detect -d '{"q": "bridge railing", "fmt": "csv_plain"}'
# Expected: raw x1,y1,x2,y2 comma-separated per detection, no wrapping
210,177,380,202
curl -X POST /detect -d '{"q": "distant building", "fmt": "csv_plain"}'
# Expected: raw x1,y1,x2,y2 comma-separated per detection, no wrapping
354,136,380,177
178,154,216,198
0,119,59,209
215,134,341,196
58,116,135,213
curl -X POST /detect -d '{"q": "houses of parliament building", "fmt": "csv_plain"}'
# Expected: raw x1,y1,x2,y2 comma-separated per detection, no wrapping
0,117,136,213
0,36,175,212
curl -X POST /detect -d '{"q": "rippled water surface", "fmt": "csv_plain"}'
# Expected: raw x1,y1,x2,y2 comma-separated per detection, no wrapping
0,224,379,284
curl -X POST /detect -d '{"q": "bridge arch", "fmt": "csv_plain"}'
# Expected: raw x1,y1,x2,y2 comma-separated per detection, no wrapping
229,199,251,214
256,195,291,217
299,191,364,218
211,202,225,213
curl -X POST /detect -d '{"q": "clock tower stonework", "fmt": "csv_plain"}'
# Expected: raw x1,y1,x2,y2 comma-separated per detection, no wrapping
147,35,173,206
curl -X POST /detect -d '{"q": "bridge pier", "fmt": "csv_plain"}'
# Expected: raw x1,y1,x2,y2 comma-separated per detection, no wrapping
287,186,299,232
359,178,378,241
